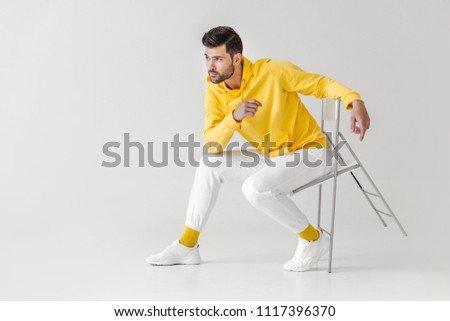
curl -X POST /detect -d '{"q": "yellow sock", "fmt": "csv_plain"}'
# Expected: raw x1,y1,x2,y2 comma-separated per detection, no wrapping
179,226,200,248
298,224,320,242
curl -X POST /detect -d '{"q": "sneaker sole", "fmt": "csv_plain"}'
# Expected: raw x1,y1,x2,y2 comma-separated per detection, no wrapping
147,261,202,266
146,256,202,266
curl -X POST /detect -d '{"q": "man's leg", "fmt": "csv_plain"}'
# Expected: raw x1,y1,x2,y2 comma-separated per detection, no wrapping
181,149,266,246
242,148,330,233
146,149,265,265
241,148,332,271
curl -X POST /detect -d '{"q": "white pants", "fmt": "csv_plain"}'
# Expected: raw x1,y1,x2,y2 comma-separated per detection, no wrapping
185,148,332,234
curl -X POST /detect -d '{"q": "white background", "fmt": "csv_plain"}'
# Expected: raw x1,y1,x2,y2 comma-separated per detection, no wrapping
1,0,449,300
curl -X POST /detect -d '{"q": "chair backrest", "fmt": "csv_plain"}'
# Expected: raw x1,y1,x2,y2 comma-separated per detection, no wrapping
321,98,341,122
320,98,342,149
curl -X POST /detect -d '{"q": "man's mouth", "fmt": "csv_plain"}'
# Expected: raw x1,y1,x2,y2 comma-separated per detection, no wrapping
209,71,218,77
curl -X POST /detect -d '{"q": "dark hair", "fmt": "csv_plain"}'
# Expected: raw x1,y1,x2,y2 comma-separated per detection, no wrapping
202,26,243,58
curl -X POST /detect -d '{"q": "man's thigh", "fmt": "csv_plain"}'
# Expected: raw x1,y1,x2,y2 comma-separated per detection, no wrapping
201,149,267,184
245,148,331,194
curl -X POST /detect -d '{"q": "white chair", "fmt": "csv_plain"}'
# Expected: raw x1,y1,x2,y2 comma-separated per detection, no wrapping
290,98,407,273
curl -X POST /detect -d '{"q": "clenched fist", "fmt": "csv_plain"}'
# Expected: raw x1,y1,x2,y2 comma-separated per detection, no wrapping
232,99,262,122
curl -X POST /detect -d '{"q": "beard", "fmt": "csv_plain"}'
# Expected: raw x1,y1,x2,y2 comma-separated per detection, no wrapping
209,63,235,84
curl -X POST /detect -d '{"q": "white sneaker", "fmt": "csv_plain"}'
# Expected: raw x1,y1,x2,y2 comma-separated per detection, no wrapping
283,231,330,272
145,239,202,266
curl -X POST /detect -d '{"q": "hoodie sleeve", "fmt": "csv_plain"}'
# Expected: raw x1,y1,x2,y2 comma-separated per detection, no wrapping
275,60,362,109
203,88,240,153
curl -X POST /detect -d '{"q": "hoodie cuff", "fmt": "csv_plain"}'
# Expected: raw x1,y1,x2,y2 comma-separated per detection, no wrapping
341,92,363,110
224,111,241,130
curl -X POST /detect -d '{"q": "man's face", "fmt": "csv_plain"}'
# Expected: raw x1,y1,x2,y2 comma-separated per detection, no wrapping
204,44,235,84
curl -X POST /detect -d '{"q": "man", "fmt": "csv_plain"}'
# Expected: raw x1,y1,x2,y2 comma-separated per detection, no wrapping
146,26,370,272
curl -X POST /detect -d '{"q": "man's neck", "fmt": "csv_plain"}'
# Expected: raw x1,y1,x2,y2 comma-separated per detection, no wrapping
224,62,243,90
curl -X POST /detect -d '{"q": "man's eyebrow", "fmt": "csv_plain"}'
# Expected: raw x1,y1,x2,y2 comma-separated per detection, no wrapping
204,53,224,58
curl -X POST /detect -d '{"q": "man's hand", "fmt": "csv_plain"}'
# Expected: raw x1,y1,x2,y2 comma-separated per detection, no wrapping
232,99,262,122
350,100,370,141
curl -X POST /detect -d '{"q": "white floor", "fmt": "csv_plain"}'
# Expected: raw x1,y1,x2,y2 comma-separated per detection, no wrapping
2,210,449,301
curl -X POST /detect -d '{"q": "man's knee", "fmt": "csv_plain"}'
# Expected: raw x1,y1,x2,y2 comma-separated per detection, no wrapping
241,177,274,206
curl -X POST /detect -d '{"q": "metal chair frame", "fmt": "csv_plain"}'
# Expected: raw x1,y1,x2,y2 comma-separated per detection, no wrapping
291,98,407,273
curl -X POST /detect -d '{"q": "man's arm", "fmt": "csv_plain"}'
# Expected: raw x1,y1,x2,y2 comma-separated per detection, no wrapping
275,60,370,140
203,89,240,153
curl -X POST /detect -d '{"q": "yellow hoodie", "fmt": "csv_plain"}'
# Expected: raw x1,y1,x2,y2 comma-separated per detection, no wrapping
204,56,362,157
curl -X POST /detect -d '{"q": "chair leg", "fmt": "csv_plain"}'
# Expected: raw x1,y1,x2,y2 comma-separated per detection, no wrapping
339,132,407,237
317,184,323,229
328,165,339,273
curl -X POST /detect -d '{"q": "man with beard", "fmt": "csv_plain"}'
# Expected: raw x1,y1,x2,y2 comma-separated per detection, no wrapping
146,26,370,272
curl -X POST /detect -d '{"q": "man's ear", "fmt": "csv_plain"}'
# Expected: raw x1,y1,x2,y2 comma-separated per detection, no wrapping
233,53,242,65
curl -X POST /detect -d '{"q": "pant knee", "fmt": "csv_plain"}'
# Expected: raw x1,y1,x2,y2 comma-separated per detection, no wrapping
242,177,275,207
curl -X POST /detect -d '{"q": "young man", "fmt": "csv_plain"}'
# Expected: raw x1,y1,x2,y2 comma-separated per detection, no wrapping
146,26,370,272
